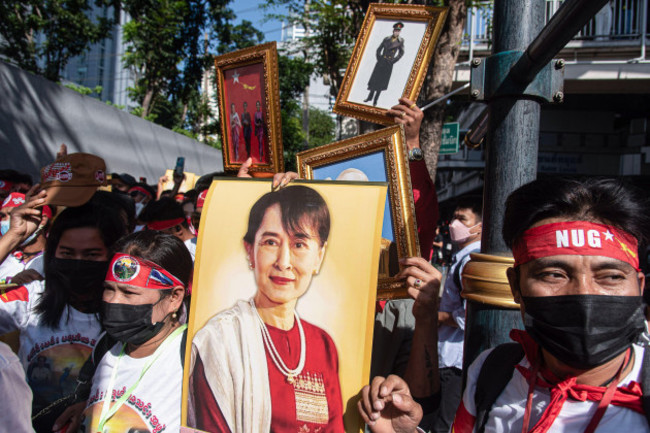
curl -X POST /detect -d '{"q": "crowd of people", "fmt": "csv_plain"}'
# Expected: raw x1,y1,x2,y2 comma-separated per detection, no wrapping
1,97,649,433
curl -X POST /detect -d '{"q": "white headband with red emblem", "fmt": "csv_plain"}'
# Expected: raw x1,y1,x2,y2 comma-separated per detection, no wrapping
105,253,184,289
512,221,640,271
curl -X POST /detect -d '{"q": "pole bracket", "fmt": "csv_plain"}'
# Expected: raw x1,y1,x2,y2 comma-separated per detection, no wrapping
469,51,564,103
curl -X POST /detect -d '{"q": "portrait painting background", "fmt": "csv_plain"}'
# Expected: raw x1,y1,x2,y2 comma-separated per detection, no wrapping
347,18,428,110
223,62,269,165
181,178,387,432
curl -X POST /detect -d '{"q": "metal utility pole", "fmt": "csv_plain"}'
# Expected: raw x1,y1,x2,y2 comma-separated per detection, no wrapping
462,0,610,374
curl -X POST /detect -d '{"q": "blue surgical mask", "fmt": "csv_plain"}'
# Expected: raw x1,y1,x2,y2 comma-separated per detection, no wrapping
0,220,9,236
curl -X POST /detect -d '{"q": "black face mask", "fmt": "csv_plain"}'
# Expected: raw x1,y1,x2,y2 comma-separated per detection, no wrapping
101,302,166,345
47,258,109,301
522,295,647,370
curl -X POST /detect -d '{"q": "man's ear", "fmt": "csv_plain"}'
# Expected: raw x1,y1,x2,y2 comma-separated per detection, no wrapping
638,271,645,295
507,267,522,305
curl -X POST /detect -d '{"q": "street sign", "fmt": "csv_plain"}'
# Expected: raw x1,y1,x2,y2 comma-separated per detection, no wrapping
440,122,459,154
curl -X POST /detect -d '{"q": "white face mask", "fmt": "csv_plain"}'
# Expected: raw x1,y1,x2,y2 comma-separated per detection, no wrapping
449,219,481,244
134,202,145,218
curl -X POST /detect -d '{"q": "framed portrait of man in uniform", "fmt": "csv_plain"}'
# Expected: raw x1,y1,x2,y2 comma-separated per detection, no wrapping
214,42,284,175
334,3,447,125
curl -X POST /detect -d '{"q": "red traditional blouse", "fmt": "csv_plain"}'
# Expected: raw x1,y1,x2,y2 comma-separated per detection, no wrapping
192,319,345,432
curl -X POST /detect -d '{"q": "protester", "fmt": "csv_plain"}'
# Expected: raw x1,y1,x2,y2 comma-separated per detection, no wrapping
0,340,34,433
0,169,33,201
370,98,441,416
0,192,52,284
0,192,127,429
67,230,192,433
358,177,650,433
128,182,155,219
432,196,482,432
111,173,136,193
140,197,197,260
192,188,208,230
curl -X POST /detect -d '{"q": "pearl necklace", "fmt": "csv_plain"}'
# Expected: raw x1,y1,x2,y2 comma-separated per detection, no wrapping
250,298,306,384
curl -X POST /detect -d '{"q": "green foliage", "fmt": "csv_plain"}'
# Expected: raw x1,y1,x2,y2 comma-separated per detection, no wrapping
64,83,103,96
216,20,265,54
265,0,366,97
172,126,198,139
308,108,336,148
277,55,313,171
121,0,237,119
120,0,271,147
0,0,115,81
105,100,126,110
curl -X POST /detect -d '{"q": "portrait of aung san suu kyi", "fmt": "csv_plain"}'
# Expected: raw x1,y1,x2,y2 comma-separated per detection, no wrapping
188,185,345,432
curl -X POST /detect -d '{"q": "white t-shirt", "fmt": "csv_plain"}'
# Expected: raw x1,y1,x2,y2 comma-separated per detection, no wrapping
0,252,44,282
0,280,102,413
80,330,185,433
0,341,33,433
184,237,197,261
453,343,649,432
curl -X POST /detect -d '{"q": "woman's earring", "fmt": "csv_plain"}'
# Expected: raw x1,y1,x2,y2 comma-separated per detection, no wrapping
248,261,254,270
172,311,178,320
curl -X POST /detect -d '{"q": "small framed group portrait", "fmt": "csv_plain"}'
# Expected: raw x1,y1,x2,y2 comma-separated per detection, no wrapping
296,125,420,299
334,3,448,125
181,178,387,432
215,42,284,174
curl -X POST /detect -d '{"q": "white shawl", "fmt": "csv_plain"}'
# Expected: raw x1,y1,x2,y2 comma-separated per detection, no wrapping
189,299,272,432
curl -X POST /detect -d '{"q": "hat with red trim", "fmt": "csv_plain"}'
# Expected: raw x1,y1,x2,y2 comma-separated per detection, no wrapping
40,153,107,207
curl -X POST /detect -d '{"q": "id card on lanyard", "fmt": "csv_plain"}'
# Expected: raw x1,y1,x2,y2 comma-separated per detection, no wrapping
96,324,186,433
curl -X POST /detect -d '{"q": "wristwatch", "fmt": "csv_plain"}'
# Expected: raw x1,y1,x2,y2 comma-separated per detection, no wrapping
408,148,423,161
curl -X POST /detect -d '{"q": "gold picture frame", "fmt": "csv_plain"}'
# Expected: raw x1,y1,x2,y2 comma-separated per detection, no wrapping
333,3,448,125
215,42,284,174
296,125,420,299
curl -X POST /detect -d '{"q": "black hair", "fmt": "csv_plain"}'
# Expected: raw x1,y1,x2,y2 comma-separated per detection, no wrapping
111,230,193,291
503,177,650,249
0,169,33,186
455,195,483,220
183,189,198,207
36,195,128,328
243,185,330,247
195,171,225,193
94,190,136,233
129,182,156,199
140,197,188,229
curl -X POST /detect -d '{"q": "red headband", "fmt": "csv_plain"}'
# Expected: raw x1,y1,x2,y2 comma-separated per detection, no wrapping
2,193,25,209
513,221,639,270
129,186,153,199
196,189,207,209
105,253,184,289
146,217,185,231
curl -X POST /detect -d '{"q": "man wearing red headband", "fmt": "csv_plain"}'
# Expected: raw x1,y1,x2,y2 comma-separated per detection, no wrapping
128,183,155,219
140,197,197,261
358,177,650,433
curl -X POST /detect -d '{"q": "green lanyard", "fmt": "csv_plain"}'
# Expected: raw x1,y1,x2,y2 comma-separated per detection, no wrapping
96,324,187,433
